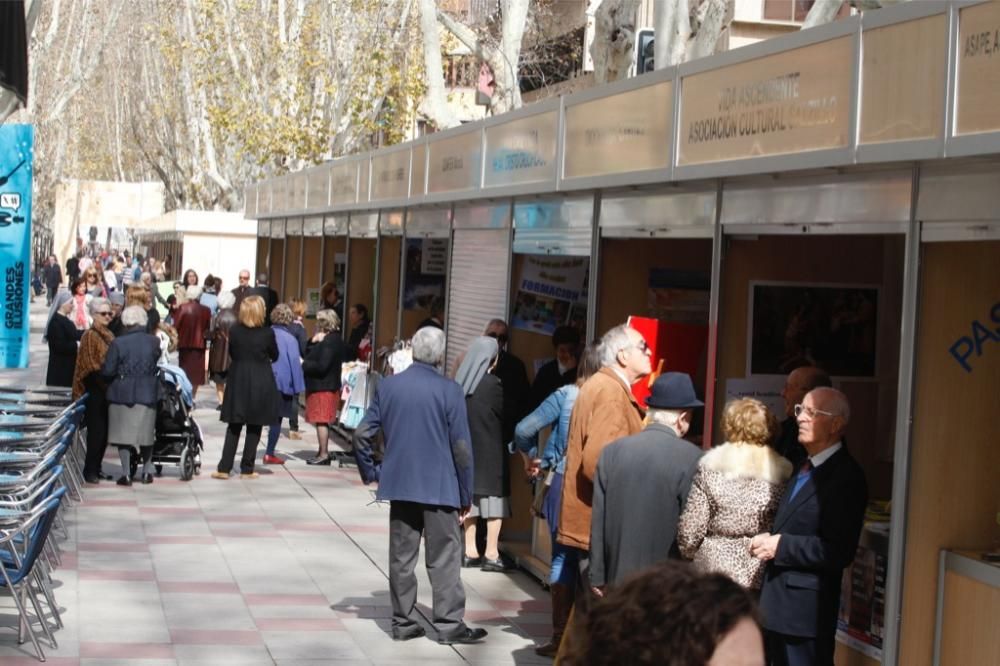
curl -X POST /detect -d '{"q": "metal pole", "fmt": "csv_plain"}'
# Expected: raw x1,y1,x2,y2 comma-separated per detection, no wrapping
880,165,923,666
396,212,407,341
586,190,602,342
702,181,725,448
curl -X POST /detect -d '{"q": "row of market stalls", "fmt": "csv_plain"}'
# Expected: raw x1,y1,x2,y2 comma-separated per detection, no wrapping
246,3,999,665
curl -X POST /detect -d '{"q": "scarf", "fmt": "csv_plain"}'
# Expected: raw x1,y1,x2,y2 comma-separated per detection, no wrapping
72,323,115,400
454,336,498,397
73,293,89,329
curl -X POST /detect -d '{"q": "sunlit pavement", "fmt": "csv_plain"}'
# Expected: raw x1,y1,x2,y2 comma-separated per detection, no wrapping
0,301,551,665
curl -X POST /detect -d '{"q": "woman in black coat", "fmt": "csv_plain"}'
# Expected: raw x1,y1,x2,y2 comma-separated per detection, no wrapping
301,309,346,465
212,295,279,479
45,291,82,387
454,335,509,572
101,305,162,486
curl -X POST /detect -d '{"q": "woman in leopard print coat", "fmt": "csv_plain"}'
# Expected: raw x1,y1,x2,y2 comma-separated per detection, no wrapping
678,398,793,589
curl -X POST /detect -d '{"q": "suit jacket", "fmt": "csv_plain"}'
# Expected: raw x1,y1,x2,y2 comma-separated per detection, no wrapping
759,446,867,640
248,286,279,323
352,362,474,509
590,423,702,587
557,367,646,550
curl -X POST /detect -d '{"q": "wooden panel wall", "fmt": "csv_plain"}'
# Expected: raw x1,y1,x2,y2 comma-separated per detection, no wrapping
596,237,713,336
283,236,303,302
898,241,1000,666
938,570,1000,666
715,235,902,502
375,237,402,349
347,239,376,323
269,238,286,299
300,238,322,336
323,237,347,287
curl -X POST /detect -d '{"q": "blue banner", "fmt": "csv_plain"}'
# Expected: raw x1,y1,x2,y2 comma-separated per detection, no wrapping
0,124,33,368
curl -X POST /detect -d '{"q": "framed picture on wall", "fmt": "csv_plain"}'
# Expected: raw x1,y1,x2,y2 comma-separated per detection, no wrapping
747,281,879,378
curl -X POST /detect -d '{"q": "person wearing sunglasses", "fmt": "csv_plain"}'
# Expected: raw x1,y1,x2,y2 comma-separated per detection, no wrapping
73,298,116,483
751,387,867,666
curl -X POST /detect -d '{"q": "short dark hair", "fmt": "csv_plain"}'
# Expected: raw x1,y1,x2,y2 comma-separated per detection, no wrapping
352,303,368,320
552,325,581,349
567,561,759,666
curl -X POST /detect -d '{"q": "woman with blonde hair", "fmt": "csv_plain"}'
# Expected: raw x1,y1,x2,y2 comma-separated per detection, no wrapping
301,309,345,465
212,295,279,479
678,398,793,589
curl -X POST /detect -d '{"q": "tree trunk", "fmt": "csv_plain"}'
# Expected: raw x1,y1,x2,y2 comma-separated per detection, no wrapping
591,0,642,83
419,0,460,129
803,0,845,28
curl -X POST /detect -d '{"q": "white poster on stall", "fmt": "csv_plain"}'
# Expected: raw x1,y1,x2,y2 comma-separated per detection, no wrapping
723,376,787,419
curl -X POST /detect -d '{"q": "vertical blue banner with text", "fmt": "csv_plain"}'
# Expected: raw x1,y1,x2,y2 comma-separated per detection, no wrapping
0,124,33,368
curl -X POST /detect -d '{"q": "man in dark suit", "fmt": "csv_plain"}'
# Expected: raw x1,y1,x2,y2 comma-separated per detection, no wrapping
589,372,704,592
353,326,488,646
774,366,832,467
751,387,867,666
249,272,279,324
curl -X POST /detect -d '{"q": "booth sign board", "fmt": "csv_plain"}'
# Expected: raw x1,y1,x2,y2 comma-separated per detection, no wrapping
678,36,853,165
484,110,558,188
303,216,323,236
244,184,258,218
428,130,482,194
330,162,359,206
291,173,307,211
861,15,947,144
411,144,427,197
324,214,347,236
955,1,1000,136
371,149,411,202
563,81,672,179
270,179,287,213
307,168,330,210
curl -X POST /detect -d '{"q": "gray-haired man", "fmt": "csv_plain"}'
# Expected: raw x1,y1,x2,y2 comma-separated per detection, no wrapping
353,327,488,645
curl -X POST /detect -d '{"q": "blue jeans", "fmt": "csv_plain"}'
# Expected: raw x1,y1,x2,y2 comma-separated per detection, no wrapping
544,472,578,586
265,418,283,455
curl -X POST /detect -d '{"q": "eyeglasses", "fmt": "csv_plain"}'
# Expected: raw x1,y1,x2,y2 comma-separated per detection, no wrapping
95,311,112,317
624,339,649,354
794,404,838,420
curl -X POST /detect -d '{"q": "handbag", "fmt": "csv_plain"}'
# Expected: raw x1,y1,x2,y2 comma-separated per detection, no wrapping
531,469,555,517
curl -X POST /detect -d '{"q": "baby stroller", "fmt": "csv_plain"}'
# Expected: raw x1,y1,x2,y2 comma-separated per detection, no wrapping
128,365,203,481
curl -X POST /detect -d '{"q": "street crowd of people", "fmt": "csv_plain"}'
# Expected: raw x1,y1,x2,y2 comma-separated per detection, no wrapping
351,318,868,666
45,252,868,663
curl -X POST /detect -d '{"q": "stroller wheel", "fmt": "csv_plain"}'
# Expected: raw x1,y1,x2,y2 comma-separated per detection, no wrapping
180,447,196,481
155,464,163,477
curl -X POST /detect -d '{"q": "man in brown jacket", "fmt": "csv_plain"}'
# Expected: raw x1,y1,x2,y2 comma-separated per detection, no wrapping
557,324,650,605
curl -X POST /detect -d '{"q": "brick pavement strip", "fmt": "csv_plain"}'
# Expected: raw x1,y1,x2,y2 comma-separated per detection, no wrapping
0,301,551,664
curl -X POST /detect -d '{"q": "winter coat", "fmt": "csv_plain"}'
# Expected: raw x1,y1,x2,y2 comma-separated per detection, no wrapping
174,300,211,350
46,314,81,387
557,367,645,551
207,308,237,375
678,442,793,589
219,324,279,425
101,327,161,407
467,374,507,498
271,326,306,397
302,332,346,393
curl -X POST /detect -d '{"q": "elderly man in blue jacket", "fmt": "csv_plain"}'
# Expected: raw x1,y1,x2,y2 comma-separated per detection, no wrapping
353,326,488,645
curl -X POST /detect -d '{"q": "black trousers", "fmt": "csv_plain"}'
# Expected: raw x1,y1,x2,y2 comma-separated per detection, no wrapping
82,377,110,479
217,423,262,474
765,629,834,666
389,501,465,635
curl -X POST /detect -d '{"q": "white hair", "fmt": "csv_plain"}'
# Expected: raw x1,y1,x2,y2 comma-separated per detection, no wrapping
647,408,686,428
809,387,851,424
186,285,203,300
88,297,110,315
412,327,446,366
121,305,148,328
599,324,633,368
217,291,236,309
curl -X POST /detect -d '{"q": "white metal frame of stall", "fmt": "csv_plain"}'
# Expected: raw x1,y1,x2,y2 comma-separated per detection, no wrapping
245,3,1000,663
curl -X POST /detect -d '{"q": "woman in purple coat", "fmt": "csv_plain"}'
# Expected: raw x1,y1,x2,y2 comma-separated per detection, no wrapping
263,304,306,465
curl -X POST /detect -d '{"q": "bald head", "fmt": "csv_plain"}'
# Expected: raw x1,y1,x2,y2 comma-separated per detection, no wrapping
809,387,850,425
797,387,850,455
782,365,832,417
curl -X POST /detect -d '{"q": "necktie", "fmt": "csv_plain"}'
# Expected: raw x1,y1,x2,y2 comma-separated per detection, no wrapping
789,459,813,500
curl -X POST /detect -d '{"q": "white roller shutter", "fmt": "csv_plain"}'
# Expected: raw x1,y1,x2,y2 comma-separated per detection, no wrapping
445,228,510,375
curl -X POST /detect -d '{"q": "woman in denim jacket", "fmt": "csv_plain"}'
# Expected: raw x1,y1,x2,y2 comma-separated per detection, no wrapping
511,343,600,657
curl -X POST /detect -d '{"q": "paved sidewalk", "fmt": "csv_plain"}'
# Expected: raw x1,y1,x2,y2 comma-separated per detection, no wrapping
0,302,551,665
